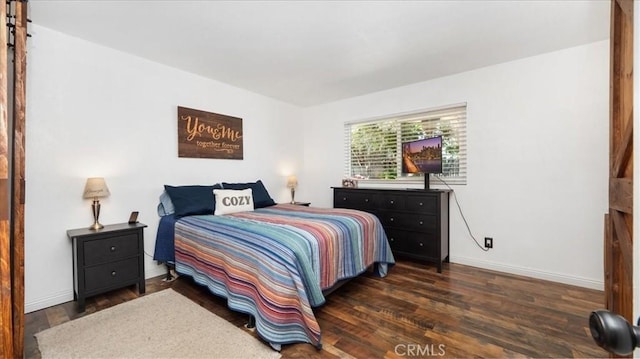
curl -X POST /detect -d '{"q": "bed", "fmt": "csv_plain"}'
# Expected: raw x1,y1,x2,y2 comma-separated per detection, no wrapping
153,182,395,348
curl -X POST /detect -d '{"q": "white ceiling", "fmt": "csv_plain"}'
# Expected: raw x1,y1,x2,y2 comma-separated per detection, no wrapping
29,1,610,107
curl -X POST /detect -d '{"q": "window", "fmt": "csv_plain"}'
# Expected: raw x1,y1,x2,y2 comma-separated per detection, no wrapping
344,104,467,185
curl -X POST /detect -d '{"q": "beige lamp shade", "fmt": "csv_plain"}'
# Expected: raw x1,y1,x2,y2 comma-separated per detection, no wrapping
82,177,110,199
286,175,298,188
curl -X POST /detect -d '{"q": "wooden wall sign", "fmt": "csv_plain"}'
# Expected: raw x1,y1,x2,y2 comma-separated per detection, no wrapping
177,106,243,159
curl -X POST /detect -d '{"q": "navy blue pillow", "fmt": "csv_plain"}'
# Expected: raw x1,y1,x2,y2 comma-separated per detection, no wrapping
163,184,222,218
221,180,276,208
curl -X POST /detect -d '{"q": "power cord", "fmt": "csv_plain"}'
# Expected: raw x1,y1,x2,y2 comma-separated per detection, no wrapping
434,175,489,252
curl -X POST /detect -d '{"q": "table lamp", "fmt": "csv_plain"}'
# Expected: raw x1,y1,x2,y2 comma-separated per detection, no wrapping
286,175,298,204
83,177,110,230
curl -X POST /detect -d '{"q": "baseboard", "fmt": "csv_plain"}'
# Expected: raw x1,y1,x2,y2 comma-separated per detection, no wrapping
26,265,168,314
450,255,604,291
146,263,167,278
25,289,73,314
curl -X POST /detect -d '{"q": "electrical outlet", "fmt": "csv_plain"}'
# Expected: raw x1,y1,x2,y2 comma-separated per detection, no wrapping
484,237,493,249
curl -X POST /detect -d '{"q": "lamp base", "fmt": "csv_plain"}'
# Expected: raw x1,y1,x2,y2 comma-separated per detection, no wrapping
89,222,104,230
89,199,104,230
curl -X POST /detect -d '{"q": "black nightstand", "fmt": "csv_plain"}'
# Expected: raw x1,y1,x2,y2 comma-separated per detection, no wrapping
292,202,311,206
67,222,147,311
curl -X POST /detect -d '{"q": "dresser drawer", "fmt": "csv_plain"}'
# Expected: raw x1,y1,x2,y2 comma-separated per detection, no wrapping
406,195,438,213
83,233,140,266
379,194,406,211
403,232,438,258
84,257,140,292
385,229,409,253
386,229,437,259
334,190,378,210
381,212,437,231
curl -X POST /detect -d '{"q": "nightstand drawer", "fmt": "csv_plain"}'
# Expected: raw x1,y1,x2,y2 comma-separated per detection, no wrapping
84,233,139,265
84,257,140,292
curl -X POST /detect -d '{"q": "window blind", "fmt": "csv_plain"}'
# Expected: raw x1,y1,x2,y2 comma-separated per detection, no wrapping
344,104,467,185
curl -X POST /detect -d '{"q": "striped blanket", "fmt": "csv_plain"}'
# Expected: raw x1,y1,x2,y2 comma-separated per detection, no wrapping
174,204,395,347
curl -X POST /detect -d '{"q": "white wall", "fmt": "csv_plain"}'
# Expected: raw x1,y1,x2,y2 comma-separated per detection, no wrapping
24,24,304,312
300,40,609,289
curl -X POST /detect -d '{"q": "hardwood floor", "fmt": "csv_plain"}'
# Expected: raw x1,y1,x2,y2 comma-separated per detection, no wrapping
24,261,607,358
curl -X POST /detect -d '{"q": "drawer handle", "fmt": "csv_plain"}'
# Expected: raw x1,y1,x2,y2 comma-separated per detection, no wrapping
365,198,369,202
390,217,394,222
390,238,394,242
419,221,423,225
419,243,423,247
110,246,116,252
390,200,394,204
342,197,347,201
419,202,423,206
111,271,117,277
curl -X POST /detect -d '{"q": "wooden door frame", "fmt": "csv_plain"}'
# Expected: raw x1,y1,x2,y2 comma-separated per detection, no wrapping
11,2,27,356
606,0,634,349
0,1,27,357
0,1,14,355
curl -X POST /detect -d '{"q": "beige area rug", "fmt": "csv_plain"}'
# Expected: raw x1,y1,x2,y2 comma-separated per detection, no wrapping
35,289,281,359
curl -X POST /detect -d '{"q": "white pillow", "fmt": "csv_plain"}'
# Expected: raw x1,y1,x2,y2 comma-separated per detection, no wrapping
213,188,254,215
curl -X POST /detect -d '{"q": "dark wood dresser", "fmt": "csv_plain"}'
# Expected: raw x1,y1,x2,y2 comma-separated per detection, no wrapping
333,187,450,272
67,222,147,311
